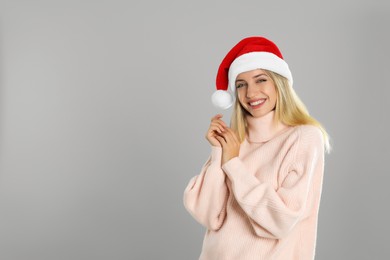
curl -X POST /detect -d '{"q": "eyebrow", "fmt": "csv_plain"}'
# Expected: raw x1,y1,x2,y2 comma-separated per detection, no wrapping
253,73,267,78
236,73,268,82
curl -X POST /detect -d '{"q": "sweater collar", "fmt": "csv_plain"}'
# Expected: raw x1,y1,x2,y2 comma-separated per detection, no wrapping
245,110,291,143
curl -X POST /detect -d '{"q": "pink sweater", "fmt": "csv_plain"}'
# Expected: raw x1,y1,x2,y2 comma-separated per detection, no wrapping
183,116,325,259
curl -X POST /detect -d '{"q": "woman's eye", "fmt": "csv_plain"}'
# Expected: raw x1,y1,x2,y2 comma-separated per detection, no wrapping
256,79,266,83
236,84,244,88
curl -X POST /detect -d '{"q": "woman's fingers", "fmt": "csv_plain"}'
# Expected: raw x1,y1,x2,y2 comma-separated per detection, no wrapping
225,128,240,144
218,127,231,139
215,135,226,146
211,114,228,128
211,121,228,135
213,119,227,128
215,128,240,165
207,114,236,149
211,114,223,121
210,122,225,133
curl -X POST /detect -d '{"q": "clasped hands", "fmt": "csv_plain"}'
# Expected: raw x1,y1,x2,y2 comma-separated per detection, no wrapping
205,114,240,165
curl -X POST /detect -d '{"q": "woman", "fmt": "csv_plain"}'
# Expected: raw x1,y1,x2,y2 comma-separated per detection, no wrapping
183,36,330,260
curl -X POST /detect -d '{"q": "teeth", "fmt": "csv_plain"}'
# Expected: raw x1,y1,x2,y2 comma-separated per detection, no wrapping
250,99,265,106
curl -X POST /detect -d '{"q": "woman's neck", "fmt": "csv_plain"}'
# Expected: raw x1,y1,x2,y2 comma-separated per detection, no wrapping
245,110,289,143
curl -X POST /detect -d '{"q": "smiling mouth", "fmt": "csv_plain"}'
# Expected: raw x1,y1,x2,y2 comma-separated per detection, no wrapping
249,99,266,107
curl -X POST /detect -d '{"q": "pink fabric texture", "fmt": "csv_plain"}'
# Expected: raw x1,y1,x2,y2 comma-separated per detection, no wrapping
183,122,325,260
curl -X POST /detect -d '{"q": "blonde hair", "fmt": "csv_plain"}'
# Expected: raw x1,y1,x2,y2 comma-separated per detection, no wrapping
230,70,331,153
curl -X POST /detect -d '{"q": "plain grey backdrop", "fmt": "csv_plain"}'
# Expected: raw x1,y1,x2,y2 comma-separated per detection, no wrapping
0,0,389,259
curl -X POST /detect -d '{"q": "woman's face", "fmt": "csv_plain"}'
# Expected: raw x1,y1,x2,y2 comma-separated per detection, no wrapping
235,69,277,118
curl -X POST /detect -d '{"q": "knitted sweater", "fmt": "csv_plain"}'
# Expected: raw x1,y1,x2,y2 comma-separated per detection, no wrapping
183,115,325,260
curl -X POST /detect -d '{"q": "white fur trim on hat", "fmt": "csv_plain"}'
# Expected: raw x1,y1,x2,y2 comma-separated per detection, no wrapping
228,52,293,92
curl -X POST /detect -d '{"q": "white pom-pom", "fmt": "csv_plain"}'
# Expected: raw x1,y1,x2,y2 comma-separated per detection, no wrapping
211,90,234,109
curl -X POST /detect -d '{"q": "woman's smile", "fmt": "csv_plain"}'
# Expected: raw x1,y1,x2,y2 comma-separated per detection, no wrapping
248,98,267,109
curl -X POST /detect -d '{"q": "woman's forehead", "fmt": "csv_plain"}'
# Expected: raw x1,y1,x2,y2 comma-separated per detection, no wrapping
236,69,268,80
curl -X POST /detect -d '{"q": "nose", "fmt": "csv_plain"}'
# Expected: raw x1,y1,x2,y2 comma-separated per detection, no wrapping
245,82,258,99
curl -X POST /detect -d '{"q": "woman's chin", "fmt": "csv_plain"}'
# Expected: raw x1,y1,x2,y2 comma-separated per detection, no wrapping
249,109,273,118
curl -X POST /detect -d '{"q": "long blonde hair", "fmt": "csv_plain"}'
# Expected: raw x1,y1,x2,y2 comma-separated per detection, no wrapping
230,70,331,153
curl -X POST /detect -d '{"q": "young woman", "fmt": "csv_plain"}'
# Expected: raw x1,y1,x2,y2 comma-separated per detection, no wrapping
183,36,331,260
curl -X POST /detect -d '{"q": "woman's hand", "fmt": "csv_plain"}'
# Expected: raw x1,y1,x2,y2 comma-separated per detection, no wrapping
205,114,228,147
215,127,240,165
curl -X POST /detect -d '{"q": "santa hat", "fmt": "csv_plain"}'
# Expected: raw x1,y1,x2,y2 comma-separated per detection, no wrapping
211,36,293,109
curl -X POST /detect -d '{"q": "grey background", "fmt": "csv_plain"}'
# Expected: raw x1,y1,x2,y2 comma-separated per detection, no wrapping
0,0,389,259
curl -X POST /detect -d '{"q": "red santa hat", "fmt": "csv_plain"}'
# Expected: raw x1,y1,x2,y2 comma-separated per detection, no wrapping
212,36,293,109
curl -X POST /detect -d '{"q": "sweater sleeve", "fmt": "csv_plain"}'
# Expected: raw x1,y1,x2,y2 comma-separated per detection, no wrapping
222,126,324,239
183,146,229,231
